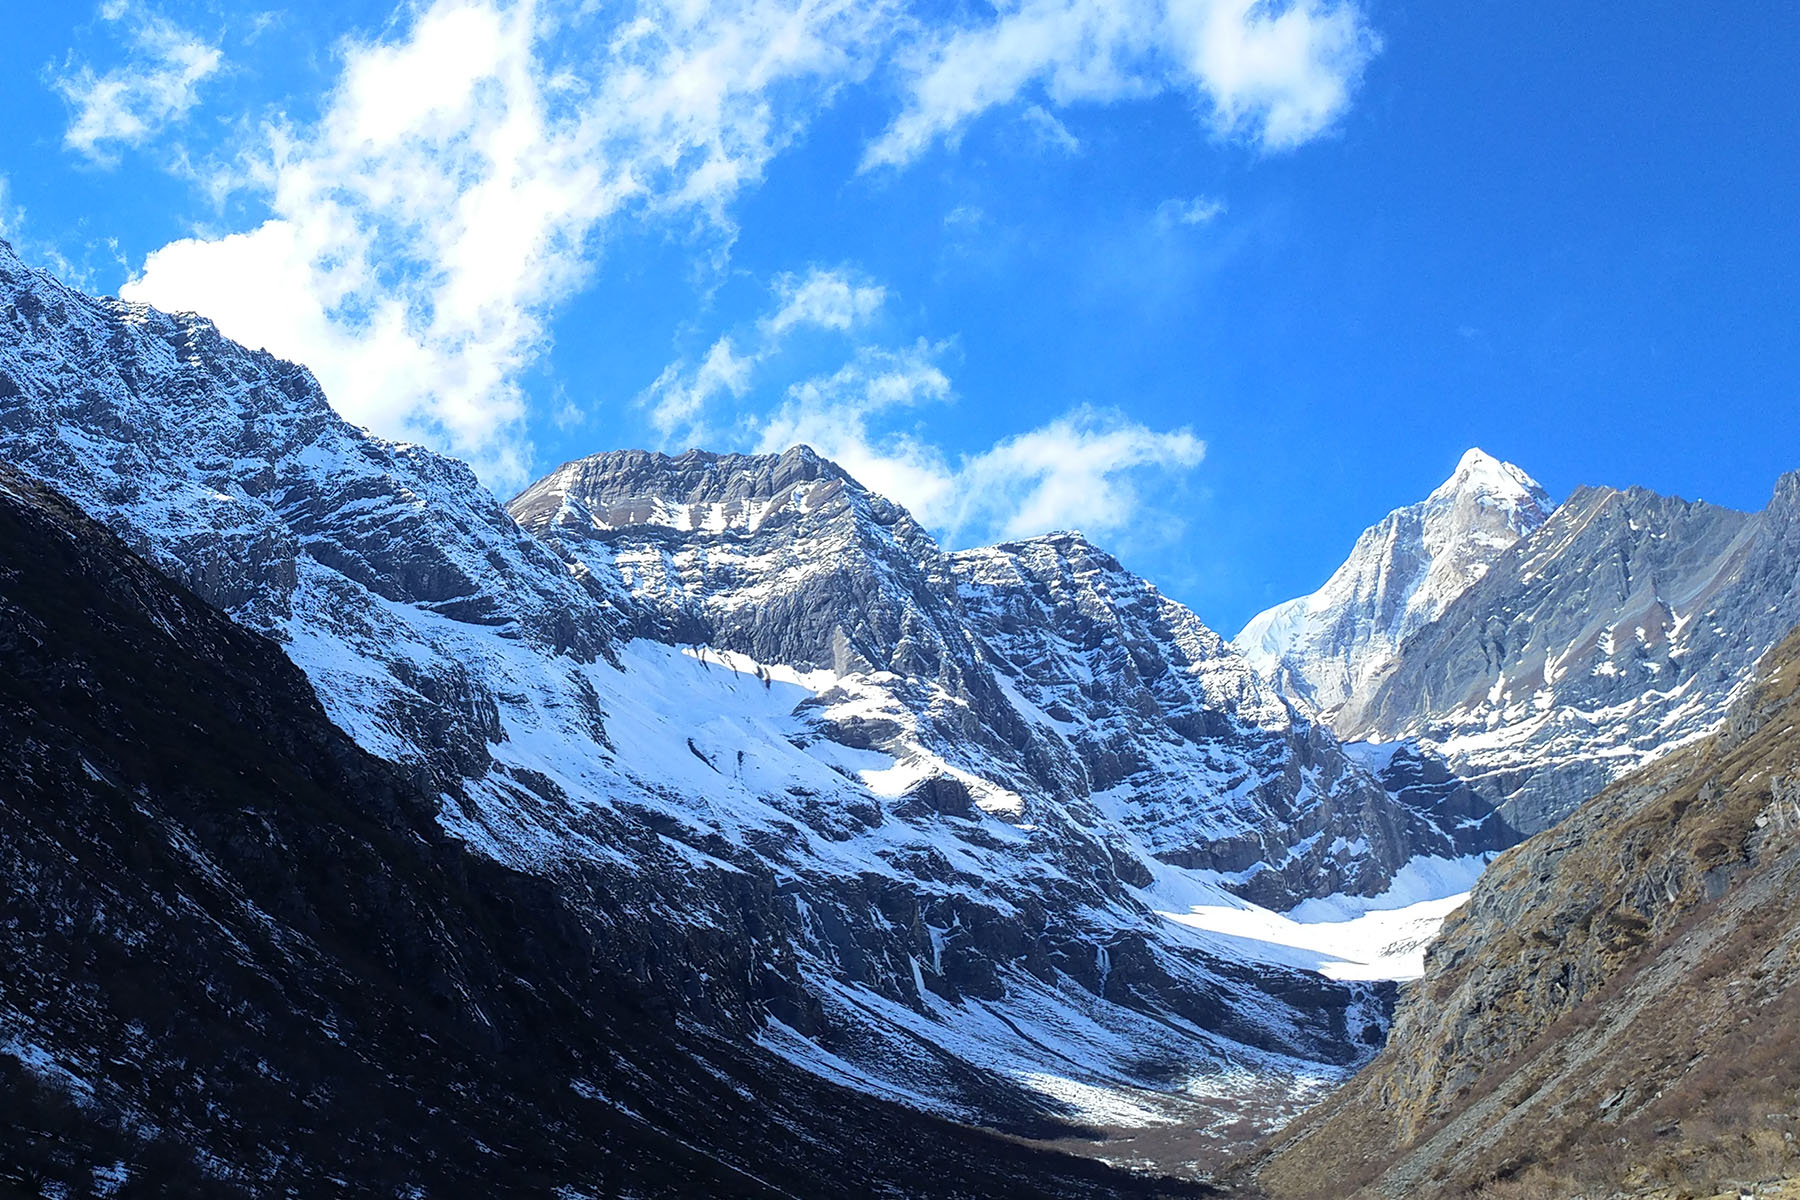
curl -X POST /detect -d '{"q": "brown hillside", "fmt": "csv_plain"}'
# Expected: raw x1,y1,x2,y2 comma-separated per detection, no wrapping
1245,624,1800,1198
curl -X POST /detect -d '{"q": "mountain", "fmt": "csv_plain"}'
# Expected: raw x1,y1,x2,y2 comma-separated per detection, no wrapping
0,459,1214,1199
0,239,1490,1173
1241,445,1800,837
1235,449,1553,717
512,449,1509,909
1339,474,1800,833
1247,621,1800,1199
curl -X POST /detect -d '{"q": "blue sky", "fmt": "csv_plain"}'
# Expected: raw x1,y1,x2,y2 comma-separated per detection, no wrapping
2,0,1796,634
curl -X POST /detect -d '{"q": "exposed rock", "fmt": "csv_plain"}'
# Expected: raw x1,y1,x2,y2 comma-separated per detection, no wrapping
515,450,1510,914
1236,448,1552,717
1247,622,1800,1198
0,460,1215,1199
1341,478,1800,833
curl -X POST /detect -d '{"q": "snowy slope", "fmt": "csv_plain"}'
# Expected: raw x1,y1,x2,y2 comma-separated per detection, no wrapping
514,452,1511,909
1236,449,1552,716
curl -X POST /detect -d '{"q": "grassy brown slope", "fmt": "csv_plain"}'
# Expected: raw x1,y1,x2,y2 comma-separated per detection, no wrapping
1244,625,1800,1199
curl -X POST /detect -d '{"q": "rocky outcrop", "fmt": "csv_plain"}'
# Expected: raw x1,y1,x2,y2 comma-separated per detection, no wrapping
948,533,1512,903
1235,448,1552,717
1248,622,1800,1199
1341,478,1800,833
514,450,1509,911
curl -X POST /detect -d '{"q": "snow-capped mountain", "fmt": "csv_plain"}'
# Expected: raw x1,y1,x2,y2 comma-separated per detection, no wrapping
1339,476,1800,833
512,449,1508,909
1239,435,1800,836
1236,449,1553,717
0,239,1492,1168
0,458,1206,1199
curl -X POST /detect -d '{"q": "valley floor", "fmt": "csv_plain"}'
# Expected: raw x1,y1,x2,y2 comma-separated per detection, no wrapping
945,857,1493,1178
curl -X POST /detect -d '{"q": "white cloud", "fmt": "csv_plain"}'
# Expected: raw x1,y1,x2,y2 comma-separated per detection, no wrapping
750,339,1202,544
863,0,1376,170
114,0,1371,488
643,265,886,441
1156,194,1227,227
1020,104,1080,154
953,406,1206,540
643,336,757,440
762,267,887,336
648,265,1203,542
123,0,895,485
54,2,223,161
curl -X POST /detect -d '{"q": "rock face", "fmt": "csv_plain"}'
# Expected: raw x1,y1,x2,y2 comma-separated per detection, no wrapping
513,449,1509,910
946,534,1509,899
0,237,626,791
1340,477,1800,833
1250,622,1800,1199
0,461,1217,1199
1236,449,1552,717
0,239,1476,1162
1243,445,1800,837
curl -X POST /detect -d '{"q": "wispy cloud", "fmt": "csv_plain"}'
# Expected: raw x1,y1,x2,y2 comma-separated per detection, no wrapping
643,265,888,441
761,267,887,337
0,177,21,243
53,1,222,162
863,0,1377,170
1156,194,1227,227
643,336,760,441
0,176,105,288
1020,104,1081,154
653,266,1205,545
763,375,1207,544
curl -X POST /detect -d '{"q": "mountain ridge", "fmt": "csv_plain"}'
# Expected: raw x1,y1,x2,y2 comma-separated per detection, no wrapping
1341,470,1800,832
1247,620,1800,1198
0,457,1218,1199
512,445,1512,907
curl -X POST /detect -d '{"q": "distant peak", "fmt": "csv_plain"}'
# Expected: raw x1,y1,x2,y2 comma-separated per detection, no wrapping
1437,447,1549,507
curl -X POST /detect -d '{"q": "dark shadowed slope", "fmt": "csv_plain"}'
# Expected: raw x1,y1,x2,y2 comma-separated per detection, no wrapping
0,461,1213,1199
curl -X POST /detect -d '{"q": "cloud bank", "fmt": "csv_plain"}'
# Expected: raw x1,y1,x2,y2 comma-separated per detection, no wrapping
109,0,1369,492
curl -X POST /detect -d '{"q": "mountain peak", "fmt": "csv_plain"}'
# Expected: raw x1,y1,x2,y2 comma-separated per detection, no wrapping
1439,448,1549,507
1235,449,1554,715
513,444,863,528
